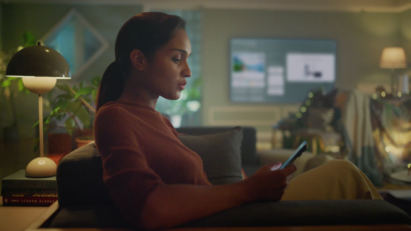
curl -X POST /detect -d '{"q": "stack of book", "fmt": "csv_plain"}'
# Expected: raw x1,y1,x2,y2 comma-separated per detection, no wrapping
1,170,57,206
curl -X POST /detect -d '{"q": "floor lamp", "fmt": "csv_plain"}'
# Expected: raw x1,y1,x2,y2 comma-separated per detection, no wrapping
6,42,71,178
379,47,407,95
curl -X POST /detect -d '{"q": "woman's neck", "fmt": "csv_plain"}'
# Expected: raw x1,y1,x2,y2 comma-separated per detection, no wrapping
116,83,158,110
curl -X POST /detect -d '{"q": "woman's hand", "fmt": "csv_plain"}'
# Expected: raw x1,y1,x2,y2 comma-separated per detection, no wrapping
242,163,297,202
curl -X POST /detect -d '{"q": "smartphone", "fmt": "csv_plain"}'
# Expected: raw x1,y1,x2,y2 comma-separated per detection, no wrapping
279,141,307,169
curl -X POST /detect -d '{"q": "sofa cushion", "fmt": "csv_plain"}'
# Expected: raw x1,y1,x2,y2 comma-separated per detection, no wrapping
179,126,243,185
50,200,411,228
176,126,257,165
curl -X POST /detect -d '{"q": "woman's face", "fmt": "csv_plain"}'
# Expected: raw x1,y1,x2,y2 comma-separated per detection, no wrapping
144,29,192,100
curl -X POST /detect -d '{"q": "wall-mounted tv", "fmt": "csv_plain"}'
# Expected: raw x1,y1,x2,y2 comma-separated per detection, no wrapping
230,38,336,103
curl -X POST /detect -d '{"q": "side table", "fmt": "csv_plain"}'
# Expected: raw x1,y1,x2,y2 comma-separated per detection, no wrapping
0,196,49,231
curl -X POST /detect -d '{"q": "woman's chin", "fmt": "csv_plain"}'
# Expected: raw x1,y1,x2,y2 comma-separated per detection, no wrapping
163,94,180,100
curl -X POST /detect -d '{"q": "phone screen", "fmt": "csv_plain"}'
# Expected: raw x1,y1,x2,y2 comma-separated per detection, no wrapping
279,141,307,169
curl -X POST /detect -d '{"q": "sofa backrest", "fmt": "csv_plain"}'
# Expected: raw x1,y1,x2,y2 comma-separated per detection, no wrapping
176,126,257,165
57,127,251,208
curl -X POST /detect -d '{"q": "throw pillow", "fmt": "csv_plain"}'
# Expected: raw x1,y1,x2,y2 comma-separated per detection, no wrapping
178,126,243,185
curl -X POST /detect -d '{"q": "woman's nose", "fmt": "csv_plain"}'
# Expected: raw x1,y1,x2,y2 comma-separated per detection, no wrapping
182,62,192,78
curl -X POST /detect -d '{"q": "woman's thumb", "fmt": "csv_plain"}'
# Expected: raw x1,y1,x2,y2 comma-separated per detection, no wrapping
270,162,282,171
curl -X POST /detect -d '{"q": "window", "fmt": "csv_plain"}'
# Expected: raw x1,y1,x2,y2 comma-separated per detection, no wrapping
41,9,108,78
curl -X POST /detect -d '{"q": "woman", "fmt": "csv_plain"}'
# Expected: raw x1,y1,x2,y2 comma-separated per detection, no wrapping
94,12,382,230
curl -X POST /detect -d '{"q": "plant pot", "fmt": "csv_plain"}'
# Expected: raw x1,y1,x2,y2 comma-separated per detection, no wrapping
72,129,93,150
75,136,94,149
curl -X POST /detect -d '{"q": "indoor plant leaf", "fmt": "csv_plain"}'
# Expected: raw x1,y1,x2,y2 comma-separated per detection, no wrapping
91,76,101,87
75,86,94,100
56,84,74,96
74,106,91,128
64,117,76,137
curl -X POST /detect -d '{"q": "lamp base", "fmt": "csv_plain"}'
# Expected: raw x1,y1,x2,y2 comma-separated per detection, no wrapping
25,157,57,178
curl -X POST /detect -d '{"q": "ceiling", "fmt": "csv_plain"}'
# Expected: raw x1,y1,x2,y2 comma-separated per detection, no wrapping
3,0,411,13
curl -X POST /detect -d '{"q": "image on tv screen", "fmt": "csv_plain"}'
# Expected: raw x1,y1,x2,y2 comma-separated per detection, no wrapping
230,38,336,103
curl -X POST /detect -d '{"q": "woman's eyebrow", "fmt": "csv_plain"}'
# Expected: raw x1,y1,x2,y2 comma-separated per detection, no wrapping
171,48,191,56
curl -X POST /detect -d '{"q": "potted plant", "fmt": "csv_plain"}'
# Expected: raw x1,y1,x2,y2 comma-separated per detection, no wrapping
34,76,101,149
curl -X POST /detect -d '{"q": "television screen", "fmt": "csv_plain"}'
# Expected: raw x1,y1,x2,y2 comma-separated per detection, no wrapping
230,38,336,103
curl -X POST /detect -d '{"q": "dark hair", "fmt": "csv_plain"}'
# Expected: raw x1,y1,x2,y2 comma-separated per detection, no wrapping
96,12,186,111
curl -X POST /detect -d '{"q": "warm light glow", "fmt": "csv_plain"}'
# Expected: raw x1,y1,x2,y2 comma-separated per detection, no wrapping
45,49,49,53
372,94,378,99
186,101,200,112
308,92,313,98
408,163,411,169
381,91,386,97
380,47,407,69
17,46,24,51
385,146,390,152
301,107,306,113
305,100,311,106
296,113,302,118
398,92,402,97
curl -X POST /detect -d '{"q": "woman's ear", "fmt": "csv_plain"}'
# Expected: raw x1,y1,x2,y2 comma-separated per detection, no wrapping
130,49,147,71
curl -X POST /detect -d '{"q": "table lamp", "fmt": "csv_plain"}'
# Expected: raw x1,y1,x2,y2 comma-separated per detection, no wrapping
379,47,407,95
6,42,71,178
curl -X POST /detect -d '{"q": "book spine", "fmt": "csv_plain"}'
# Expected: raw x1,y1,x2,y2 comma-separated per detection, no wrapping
2,196,57,206
2,180,57,190
1,189,57,197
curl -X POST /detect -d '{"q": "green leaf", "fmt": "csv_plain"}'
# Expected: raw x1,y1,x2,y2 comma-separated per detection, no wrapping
91,76,101,87
32,137,39,154
17,79,25,92
22,32,37,47
30,121,39,136
1,79,11,87
66,101,82,114
54,99,68,111
75,106,91,128
75,87,94,100
72,85,78,92
79,81,84,88
92,89,97,102
64,117,76,137
56,84,73,95
6,77,18,81
56,93,73,100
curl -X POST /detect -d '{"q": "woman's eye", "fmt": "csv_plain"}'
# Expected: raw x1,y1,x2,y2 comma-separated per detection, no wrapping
172,58,181,63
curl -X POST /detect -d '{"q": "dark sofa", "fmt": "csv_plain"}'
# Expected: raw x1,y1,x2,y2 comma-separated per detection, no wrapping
48,126,411,230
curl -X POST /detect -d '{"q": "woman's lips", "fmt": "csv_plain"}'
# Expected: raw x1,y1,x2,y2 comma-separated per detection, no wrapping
178,84,186,90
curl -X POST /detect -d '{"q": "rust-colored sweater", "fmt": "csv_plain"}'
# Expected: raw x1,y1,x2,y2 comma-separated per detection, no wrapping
94,101,211,226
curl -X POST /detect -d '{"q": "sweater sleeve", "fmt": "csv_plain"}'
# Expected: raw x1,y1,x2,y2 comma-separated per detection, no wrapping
94,106,165,227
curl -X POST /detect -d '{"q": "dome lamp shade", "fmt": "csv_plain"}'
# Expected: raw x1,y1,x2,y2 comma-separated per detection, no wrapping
6,42,71,79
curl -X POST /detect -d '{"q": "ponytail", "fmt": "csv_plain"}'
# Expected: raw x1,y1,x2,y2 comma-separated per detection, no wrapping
96,61,126,112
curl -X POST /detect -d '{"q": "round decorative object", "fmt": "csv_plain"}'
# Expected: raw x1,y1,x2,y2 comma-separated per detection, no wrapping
25,157,57,178
390,170,411,183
